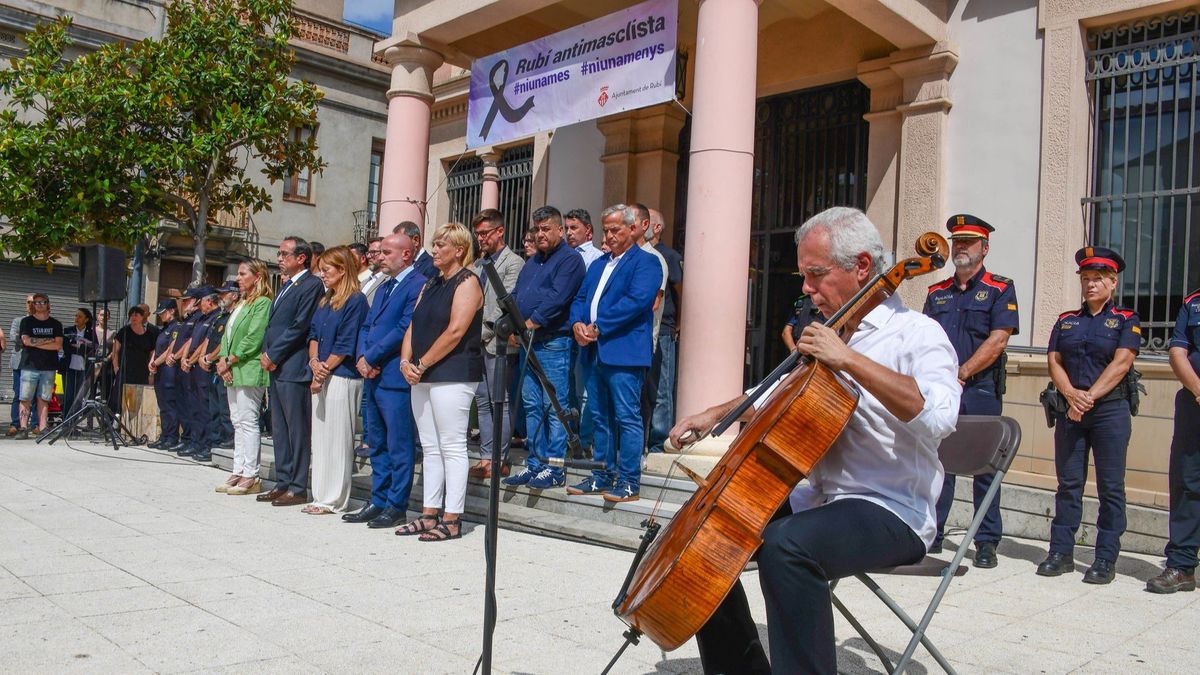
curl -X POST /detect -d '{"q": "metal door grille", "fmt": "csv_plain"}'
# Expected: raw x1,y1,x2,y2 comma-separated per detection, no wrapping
445,143,534,251
746,81,870,383
1086,11,1200,351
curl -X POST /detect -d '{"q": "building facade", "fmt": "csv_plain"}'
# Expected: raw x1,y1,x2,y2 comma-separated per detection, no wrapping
373,0,1199,509
0,0,392,400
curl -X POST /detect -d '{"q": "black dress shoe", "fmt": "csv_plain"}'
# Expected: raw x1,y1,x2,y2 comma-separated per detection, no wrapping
973,542,998,569
167,442,189,453
174,444,197,456
342,504,384,523
1036,552,1075,577
1083,559,1116,585
928,540,943,555
191,450,212,462
1146,567,1196,594
367,507,406,529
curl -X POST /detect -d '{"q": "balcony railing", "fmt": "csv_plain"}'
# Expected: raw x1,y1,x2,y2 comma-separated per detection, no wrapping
292,12,350,53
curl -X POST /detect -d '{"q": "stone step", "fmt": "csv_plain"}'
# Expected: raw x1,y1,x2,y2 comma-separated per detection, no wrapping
210,439,1170,556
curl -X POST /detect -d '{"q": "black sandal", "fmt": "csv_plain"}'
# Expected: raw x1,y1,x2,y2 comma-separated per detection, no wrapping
419,519,462,542
395,514,439,536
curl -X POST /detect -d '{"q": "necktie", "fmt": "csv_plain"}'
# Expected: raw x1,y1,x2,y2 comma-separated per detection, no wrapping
274,279,292,306
380,278,397,303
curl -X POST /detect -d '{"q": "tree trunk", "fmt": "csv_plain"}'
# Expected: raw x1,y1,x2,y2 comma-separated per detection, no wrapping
190,191,209,286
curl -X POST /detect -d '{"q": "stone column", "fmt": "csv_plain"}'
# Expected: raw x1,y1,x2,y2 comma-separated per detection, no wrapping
379,45,444,230
479,149,501,212
676,0,760,425
596,103,686,231
856,44,957,308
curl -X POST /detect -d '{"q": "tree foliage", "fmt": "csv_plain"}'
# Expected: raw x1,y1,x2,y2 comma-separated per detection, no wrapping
0,0,325,281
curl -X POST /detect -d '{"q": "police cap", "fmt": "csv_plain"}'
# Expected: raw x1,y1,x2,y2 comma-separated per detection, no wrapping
945,213,994,240
1075,246,1126,273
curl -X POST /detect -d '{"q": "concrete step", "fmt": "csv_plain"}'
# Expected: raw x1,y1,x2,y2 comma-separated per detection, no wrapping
209,438,1170,556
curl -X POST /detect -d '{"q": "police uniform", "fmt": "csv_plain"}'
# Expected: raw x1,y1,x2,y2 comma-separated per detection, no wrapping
171,298,203,452
1039,247,1140,584
149,300,182,449
1149,288,1200,592
923,214,1019,564
175,286,216,458
201,283,236,453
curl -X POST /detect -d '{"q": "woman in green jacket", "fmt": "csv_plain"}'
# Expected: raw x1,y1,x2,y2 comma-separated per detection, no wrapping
215,260,274,495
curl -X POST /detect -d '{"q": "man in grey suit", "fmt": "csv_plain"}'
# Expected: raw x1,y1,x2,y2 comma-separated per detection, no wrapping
469,209,525,479
257,236,324,506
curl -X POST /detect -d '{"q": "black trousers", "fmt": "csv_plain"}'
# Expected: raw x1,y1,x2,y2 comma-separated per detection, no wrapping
1167,390,1200,571
270,378,311,494
696,498,925,674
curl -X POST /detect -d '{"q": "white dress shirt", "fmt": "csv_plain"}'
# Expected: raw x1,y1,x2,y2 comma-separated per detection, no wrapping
576,241,604,270
589,251,625,324
748,294,960,546
641,242,669,345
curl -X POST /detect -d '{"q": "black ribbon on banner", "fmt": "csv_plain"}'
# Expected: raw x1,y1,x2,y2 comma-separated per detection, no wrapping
480,60,535,142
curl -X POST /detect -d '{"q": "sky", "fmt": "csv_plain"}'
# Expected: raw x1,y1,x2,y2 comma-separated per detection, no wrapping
343,0,392,36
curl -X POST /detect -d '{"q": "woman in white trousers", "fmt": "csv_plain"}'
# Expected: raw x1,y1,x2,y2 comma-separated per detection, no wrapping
398,223,484,541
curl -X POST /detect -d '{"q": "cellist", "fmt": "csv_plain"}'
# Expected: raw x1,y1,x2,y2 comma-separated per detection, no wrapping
669,207,962,674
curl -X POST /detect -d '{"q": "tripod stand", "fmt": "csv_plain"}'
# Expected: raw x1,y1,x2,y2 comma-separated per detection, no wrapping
38,301,145,451
474,259,603,675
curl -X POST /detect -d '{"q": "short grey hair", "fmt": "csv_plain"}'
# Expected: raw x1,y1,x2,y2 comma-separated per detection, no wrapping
795,207,886,276
600,203,637,225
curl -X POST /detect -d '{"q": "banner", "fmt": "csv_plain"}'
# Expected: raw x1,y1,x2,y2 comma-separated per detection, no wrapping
466,0,677,148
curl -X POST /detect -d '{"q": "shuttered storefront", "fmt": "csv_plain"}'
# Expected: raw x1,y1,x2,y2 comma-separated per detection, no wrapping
0,262,104,404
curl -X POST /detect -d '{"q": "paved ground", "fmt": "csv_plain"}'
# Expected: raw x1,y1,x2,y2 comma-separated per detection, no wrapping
0,437,1197,674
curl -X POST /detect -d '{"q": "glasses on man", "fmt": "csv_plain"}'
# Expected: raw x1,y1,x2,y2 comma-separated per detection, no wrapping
32,300,48,305
474,227,501,240
366,249,382,257
277,249,296,258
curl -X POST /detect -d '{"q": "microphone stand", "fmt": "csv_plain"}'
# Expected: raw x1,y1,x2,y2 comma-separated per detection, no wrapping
475,258,603,675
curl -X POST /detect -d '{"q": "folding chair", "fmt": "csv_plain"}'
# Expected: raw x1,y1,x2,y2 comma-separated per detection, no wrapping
830,415,1022,674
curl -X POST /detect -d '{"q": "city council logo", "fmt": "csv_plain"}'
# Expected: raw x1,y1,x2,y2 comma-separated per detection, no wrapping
598,86,610,107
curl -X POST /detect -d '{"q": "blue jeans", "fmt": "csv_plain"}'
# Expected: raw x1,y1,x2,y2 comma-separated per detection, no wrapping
570,343,594,449
647,333,677,453
586,356,646,489
521,336,572,474
1050,398,1131,561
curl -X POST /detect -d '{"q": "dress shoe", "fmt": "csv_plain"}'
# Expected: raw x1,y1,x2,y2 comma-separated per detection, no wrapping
1146,567,1196,594
367,507,406,529
928,540,943,555
271,492,308,507
1083,559,1116,585
166,441,188,453
256,487,287,502
173,444,197,456
342,504,384,523
1036,552,1074,577
973,542,998,569
191,450,212,463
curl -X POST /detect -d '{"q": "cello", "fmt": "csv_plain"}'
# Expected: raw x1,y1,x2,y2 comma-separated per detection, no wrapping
609,231,949,655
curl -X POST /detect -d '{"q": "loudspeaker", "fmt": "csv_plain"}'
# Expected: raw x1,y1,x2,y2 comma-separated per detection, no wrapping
79,245,128,303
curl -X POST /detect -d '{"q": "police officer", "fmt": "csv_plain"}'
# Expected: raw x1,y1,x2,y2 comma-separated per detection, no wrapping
1038,247,1140,584
174,286,218,459
923,214,1019,569
1147,287,1200,593
165,288,204,453
197,280,238,458
780,285,823,353
147,299,182,449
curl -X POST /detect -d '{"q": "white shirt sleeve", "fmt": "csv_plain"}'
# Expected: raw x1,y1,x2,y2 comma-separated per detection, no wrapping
898,321,961,441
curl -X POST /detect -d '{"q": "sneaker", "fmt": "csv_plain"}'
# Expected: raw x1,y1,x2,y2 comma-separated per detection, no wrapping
502,467,537,486
527,468,565,490
603,481,640,503
566,476,614,495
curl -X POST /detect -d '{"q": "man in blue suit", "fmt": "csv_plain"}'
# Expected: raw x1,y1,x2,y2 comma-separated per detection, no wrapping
343,231,427,528
258,236,325,506
567,204,663,502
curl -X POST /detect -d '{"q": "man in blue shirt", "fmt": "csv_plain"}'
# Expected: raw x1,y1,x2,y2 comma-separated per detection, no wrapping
923,214,1019,568
504,206,586,490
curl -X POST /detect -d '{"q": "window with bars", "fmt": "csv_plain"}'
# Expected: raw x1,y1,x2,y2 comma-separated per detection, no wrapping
366,140,384,233
446,143,535,252
283,126,316,203
1086,12,1200,352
